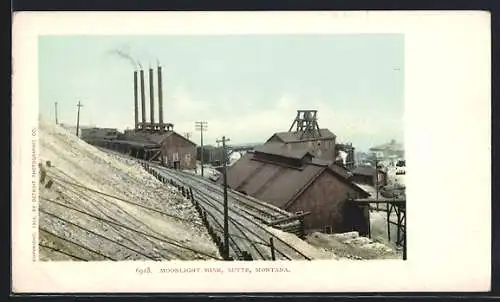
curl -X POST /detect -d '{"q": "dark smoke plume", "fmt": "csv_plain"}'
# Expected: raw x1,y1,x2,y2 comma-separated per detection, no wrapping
108,49,141,69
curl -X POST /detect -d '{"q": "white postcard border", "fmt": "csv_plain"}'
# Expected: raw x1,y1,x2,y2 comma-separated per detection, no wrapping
12,11,491,293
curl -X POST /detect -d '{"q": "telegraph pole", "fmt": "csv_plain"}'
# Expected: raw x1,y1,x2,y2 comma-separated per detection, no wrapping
216,135,230,260
184,132,192,140
195,121,208,177
76,100,83,137
375,157,379,200
54,102,59,125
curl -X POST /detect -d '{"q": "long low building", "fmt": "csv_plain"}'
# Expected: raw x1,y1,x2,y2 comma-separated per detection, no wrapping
121,130,197,170
220,143,370,235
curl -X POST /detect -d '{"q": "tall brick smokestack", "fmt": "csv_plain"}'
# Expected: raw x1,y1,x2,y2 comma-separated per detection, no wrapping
157,65,164,126
133,70,139,130
149,68,155,127
140,69,146,127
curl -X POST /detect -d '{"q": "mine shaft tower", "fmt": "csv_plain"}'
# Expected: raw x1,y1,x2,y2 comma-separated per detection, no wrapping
288,110,322,139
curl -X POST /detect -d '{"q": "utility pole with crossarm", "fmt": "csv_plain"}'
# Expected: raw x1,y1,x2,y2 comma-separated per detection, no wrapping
76,100,83,137
195,121,208,177
216,135,230,260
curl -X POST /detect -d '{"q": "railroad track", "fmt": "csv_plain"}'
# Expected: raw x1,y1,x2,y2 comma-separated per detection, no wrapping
40,168,220,260
99,147,311,260
147,164,311,260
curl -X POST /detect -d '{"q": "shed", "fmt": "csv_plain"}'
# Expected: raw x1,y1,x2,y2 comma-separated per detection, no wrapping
221,144,370,235
351,166,388,188
122,131,197,170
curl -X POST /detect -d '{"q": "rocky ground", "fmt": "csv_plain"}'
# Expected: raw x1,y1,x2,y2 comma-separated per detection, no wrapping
38,117,220,261
306,231,401,260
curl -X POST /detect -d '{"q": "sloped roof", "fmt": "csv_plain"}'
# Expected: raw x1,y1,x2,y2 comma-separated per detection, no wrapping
329,164,353,179
266,128,336,143
107,139,160,149
123,131,196,146
353,183,377,198
352,166,387,176
224,152,368,210
254,143,313,160
225,153,324,208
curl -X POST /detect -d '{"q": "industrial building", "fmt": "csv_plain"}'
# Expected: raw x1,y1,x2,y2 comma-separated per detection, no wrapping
221,143,370,235
84,64,197,170
219,111,371,235
122,130,197,170
351,165,388,188
80,127,121,141
265,110,337,161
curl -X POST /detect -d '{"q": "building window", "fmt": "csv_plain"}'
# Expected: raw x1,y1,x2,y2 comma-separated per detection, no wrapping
173,152,179,162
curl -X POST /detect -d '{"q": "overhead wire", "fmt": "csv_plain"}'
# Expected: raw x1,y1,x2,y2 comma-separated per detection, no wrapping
39,244,89,261
39,227,117,261
40,209,159,261
51,179,186,259
45,169,270,247
41,196,220,260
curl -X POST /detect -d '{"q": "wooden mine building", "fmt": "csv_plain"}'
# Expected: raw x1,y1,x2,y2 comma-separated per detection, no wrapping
84,65,197,170
351,166,388,188
221,112,371,235
121,130,197,170
265,110,337,162
222,143,370,234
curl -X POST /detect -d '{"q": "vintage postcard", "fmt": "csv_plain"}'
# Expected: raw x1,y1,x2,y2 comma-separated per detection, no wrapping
12,11,491,293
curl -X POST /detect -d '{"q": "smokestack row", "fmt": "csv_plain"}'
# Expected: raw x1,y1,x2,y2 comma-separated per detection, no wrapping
140,70,146,127
158,66,164,126
149,68,155,126
134,65,165,131
133,71,139,129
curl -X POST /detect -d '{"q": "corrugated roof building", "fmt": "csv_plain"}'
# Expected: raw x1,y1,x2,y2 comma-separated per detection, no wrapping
122,130,197,170
265,128,337,162
351,165,388,188
221,143,370,235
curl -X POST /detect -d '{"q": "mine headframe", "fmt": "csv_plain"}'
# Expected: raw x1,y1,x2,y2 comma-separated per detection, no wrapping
288,110,322,139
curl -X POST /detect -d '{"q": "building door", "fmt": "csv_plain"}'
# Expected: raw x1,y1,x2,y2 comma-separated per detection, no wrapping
173,152,180,169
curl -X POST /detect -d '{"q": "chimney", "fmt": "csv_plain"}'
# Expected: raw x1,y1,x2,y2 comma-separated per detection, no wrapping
157,65,164,126
133,70,139,130
140,69,146,127
149,68,155,127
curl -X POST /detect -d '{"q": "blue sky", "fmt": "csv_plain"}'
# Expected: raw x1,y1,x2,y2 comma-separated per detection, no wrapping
39,34,404,151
